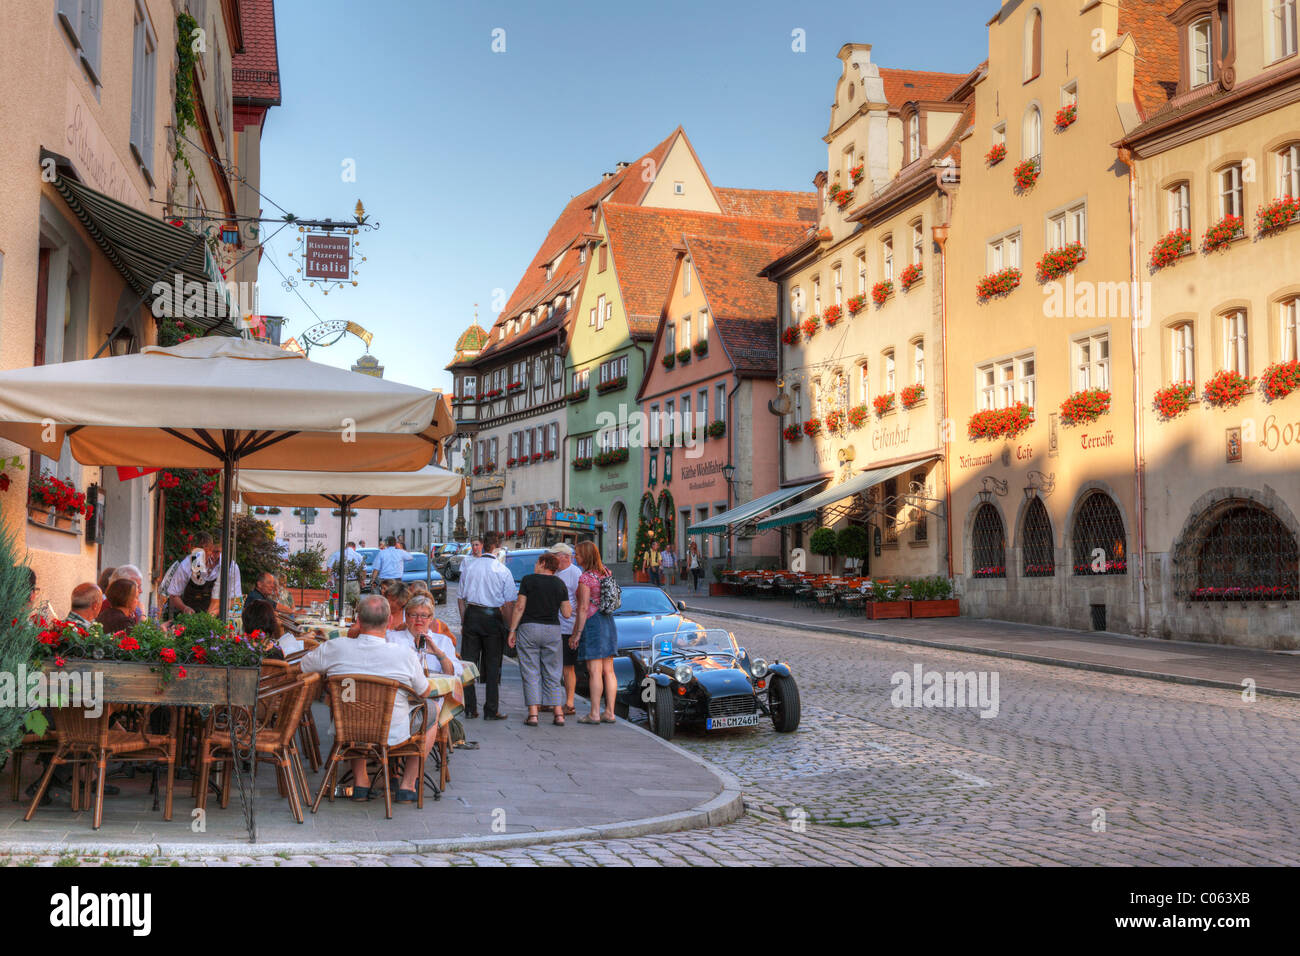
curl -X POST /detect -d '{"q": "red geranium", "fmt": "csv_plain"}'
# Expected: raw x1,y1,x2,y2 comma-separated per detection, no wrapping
1054,103,1077,130
1059,388,1111,425
1201,215,1245,254
1261,360,1300,401
967,402,1034,440
1255,196,1300,238
1149,229,1192,270
873,393,896,416
847,404,869,429
782,424,803,442
1013,158,1040,191
800,316,820,339
871,281,893,306
900,264,923,291
1202,369,1254,407
1153,381,1195,420
1036,242,1087,283
985,143,1007,167
900,384,925,408
117,635,140,651
781,326,800,346
823,304,842,327
803,418,822,437
159,647,177,663
824,409,843,432
846,294,866,315
976,268,1021,301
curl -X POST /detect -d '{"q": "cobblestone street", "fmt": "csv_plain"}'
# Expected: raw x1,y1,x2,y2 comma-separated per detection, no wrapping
6,611,1297,867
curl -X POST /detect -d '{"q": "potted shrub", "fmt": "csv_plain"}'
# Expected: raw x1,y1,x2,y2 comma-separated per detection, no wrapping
808,526,839,573
709,564,729,596
909,576,960,618
836,525,870,577
1153,381,1195,420
862,579,911,619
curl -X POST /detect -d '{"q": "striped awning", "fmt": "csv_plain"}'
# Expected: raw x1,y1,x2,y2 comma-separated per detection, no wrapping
687,479,826,536
756,457,939,530
45,152,239,335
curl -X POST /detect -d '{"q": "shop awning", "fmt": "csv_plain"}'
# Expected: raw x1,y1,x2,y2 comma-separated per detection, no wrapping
43,150,239,335
756,457,939,530
687,479,826,536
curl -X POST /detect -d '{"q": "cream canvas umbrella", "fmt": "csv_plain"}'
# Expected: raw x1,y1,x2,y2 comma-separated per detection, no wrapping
240,464,467,620
0,336,455,617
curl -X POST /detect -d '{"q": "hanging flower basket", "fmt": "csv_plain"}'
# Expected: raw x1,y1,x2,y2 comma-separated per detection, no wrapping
782,424,803,443
1255,196,1300,238
1054,103,1077,130
1035,242,1087,283
802,418,822,437
900,264,923,291
693,340,708,356
901,384,925,408
1201,215,1245,254
967,402,1034,440
824,409,843,432
571,457,593,471
871,281,893,306
847,294,866,316
781,326,800,346
1149,229,1192,270
976,267,1021,301
847,404,869,429
985,143,1007,167
1202,369,1255,407
1013,158,1040,192
850,163,864,185
1261,360,1300,401
800,316,820,339
662,352,676,368
1153,381,1195,420
1059,387,1111,425
873,393,896,416
823,304,842,327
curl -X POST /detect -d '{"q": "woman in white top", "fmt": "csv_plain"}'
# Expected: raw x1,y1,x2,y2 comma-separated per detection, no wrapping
393,596,459,677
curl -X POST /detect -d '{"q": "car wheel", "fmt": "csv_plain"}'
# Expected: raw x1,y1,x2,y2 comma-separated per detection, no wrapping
436,592,446,605
768,674,801,733
648,683,675,741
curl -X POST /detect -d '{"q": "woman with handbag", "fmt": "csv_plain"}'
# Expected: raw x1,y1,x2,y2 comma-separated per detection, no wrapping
688,541,703,592
571,540,619,724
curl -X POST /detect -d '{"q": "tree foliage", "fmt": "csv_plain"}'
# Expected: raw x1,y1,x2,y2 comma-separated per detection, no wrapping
0,520,37,768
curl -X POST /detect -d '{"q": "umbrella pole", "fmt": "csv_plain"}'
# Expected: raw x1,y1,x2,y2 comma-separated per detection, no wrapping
219,454,234,624
337,497,348,624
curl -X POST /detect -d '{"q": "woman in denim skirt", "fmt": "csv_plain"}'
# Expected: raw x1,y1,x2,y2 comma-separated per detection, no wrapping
571,540,618,724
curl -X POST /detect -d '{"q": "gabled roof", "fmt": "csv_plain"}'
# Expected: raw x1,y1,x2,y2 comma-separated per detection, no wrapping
878,67,970,107
232,0,281,106
601,202,814,338
684,234,791,375
716,188,819,222
1118,0,1181,121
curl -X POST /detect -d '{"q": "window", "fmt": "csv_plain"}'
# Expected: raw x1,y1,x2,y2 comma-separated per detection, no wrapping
598,244,607,273
792,385,801,421
993,123,1006,148
1278,143,1300,199
666,399,676,441
812,277,822,314
911,221,924,265
682,315,692,347
911,471,929,542
579,246,586,265
1168,182,1191,231
884,350,896,393
971,504,1007,577
1071,492,1127,575
1073,333,1110,391
589,306,596,327
599,355,628,384
913,340,925,384
1219,164,1244,219
977,353,1036,409
1275,0,1299,60
58,0,104,86
698,310,709,346
129,3,157,176
884,478,899,544
698,389,709,429
908,113,921,162
509,432,518,462
858,363,870,406
1048,201,1087,247
650,404,660,443
988,231,1022,272
665,322,676,356
548,422,558,453
1191,17,1214,86
844,147,855,182
856,252,867,294
1171,321,1196,384
1061,81,1078,110
571,368,589,392
1282,298,1299,362
613,504,628,563
833,265,843,305
1022,497,1055,576
595,294,607,331
882,237,894,282
683,261,691,296
790,286,804,322
574,436,593,460
1025,8,1043,82
1023,106,1042,160
552,355,563,381
1189,501,1298,599
681,395,692,435
1223,310,1248,375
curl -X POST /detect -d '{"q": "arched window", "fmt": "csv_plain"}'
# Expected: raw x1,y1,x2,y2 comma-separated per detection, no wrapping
1189,501,1298,600
971,504,1007,578
908,112,921,162
1071,492,1127,575
1025,9,1043,81
612,502,629,563
1023,106,1042,160
1022,497,1055,576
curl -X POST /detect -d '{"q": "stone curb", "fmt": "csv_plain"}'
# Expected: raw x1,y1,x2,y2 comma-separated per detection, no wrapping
0,719,745,859
689,607,1300,701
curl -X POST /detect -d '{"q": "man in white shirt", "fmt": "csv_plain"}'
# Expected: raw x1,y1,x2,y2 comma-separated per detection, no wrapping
370,535,411,588
299,593,433,803
550,543,583,715
456,532,518,719
165,533,241,616
328,540,363,602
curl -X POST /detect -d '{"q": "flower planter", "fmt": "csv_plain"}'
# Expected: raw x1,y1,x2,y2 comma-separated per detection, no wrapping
1013,158,1040,192
900,384,925,409
847,294,866,316
1149,229,1192,270
1153,382,1195,420
42,659,260,707
1201,215,1245,254
1262,360,1300,401
910,598,960,619
1054,104,1077,131
1202,369,1254,408
677,348,692,364
1035,242,1086,283
634,570,650,584
900,264,923,291
985,143,1007,167
708,582,729,597
967,402,1034,440
1059,388,1111,425
1255,197,1300,238
864,601,911,620
872,281,893,306
976,267,1021,301
800,317,820,339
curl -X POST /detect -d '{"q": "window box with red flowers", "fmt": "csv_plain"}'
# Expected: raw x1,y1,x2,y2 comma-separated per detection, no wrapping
571,457,593,471
595,448,629,468
802,418,822,437
976,267,1021,301
985,143,1007,167
693,340,708,357
824,409,844,433
1200,214,1245,254
661,352,676,368
506,381,523,392
1255,196,1300,238
782,424,803,443
781,326,801,346
1059,387,1111,425
506,457,519,468
972,565,1007,579
595,375,627,395
1035,242,1087,283
485,388,504,399
1054,103,1077,131
847,294,866,316
823,304,842,328
677,347,692,364
530,452,543,463
800,316,820,339
1261,360,1300,401
900,264,923,291
850,162,864,185
873,393,896,416
900,384,925,409
543,450,558,461
834,188,854,209
1013,157,1040,192
847,404,869,429
967,402,1034,440
1149,228,1192,270
566,386,590,403
28,474,88,531
706,419,726,439
871,281,893,306
1202,369,1254,408
1153,381,1195,420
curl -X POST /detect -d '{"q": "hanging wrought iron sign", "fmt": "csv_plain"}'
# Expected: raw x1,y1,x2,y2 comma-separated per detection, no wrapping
299,320,374,357
283,200,379,295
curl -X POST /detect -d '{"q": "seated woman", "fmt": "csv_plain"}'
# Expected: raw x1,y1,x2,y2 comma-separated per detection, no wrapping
241,600,286,660
392,596,460,677
96,577,140,633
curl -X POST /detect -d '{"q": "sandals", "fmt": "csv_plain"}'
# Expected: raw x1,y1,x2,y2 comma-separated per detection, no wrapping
577,715,601,724
553,715,566,726
600,713,617,723
562,705,577,715
351,786,371,802
524,715,539,727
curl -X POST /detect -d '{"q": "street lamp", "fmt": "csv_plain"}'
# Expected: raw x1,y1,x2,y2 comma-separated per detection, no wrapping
105,326,136,357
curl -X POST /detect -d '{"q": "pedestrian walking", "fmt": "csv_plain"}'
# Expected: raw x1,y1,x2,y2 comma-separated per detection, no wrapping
661,543,678,586
647,540,663,586
551,542,582,715
456,532,518,719
688,541,703,591
508,552,572,726
571,540,620,724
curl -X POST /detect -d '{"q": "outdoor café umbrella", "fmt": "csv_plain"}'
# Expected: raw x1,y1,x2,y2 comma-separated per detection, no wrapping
239,464,467,619
0,336,455,617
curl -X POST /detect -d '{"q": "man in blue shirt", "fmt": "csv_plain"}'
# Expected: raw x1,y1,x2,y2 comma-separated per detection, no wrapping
370,536,411,588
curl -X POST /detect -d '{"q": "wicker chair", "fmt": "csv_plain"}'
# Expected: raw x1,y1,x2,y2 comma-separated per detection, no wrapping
25,705,175,830
310,674,429,820
8,732,59,802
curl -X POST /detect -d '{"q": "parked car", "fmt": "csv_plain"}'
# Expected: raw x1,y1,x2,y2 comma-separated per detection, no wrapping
435,542,473,580
502,548,549,585
355,548,446,603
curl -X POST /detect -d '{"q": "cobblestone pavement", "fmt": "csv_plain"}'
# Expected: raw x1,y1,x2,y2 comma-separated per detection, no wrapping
6,611,1298,866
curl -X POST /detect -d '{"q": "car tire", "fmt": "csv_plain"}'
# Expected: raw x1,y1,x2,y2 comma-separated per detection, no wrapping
648,683,675,741
768,674,801,733
436,592,446,605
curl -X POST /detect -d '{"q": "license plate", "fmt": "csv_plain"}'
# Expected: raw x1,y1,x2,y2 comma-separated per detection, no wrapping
706,713,759,730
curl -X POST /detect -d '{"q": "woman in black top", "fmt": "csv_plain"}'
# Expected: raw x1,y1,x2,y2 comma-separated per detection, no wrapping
508,553,573,726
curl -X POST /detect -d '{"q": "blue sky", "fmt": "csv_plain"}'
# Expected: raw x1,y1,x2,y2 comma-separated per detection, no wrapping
256,0,990,391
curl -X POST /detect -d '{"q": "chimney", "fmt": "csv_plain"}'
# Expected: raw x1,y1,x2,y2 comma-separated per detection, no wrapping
602,171,614,181
615,161,630,171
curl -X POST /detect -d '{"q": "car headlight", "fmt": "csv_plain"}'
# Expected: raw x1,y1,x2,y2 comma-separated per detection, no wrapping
674,663,695,685
751,658,769,678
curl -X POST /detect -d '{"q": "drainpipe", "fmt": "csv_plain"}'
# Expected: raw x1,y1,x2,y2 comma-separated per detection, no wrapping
934,169,956,580
1119,146,1149,637
728,373,743,560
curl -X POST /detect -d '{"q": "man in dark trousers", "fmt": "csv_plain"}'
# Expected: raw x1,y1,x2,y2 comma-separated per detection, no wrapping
456,532,518,719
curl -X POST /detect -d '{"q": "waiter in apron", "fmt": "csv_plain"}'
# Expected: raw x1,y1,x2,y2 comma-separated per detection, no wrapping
166,532,242,617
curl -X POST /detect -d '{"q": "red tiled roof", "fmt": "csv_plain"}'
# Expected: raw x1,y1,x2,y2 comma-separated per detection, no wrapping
602,203,811,337
1118,0,1181,120
684,234,791,374
715,188,818,222
878,67,969,106
232,0,280,104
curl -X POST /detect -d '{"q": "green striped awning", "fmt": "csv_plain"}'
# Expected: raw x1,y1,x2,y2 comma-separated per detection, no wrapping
755,457,939,530
687,480,825,536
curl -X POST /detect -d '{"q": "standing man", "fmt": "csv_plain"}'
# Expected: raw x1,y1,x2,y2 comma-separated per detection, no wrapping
661,543,677,587
370,535,410,589
457,532,517,720
550,543,582,715
647,541,663,587
165,533,242,617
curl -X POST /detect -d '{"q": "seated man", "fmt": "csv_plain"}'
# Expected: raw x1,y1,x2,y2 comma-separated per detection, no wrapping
241,571,278,631
67,582,103,628
298,593,434,804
